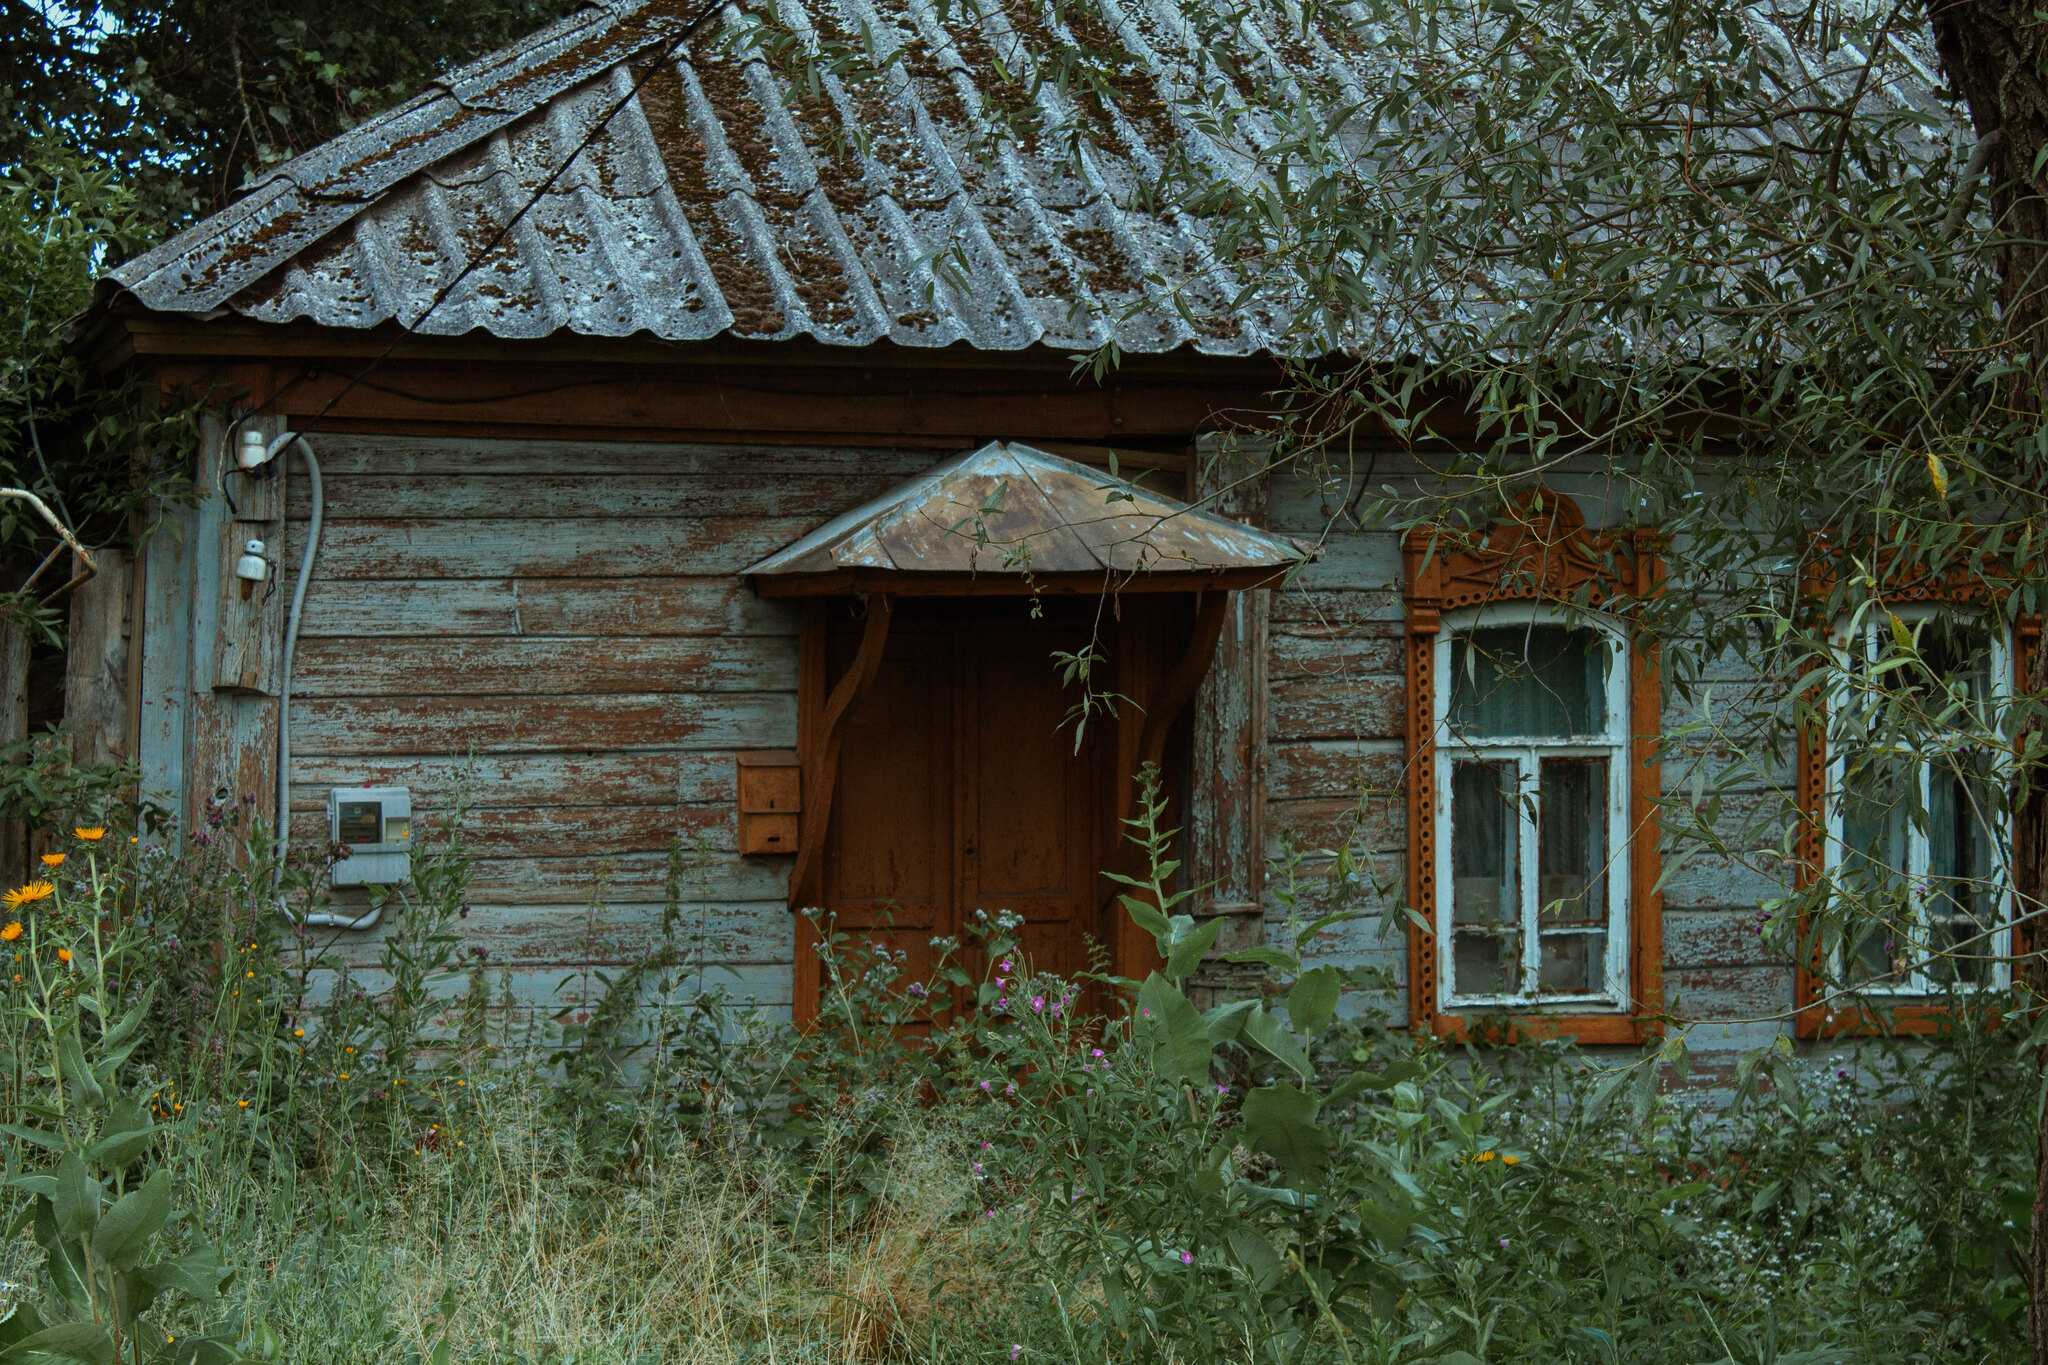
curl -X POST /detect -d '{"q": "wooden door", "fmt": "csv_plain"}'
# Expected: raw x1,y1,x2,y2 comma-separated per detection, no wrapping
817,612,1107,1011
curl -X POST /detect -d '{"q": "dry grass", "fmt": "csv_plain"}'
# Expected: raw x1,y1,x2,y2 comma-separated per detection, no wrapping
218,1077,1016,1364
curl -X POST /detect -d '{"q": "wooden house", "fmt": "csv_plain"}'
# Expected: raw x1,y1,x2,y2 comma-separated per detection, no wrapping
70,0,1959,1068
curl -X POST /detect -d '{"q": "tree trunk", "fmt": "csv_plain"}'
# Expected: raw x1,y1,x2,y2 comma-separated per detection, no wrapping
1925,3,2048,1357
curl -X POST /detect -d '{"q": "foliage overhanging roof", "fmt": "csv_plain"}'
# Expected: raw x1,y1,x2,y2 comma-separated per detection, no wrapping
98,0,1963,359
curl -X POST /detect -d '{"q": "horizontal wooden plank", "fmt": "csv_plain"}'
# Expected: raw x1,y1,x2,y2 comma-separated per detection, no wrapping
289,692,797,756
297,576,797,639
1667,965,1794,1022
1265,796,1404,858
285,517,815,579
289,471,913,522
310,849,792,903
1664,910,1776,970
1269,587,1404,627
291,635,797,698
1267,632,1404,681
1268,676,1405,742
288,751,739,808
312,900,798,969
274,435,944,480
1266,742,1405,802
287,803,735,859
294,963,794,1014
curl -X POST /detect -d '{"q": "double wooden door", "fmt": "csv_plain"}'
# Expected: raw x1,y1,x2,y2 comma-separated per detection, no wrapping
820,610,1110,1008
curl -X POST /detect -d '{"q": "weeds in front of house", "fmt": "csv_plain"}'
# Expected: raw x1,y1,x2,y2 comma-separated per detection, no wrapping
0,774,2026,1362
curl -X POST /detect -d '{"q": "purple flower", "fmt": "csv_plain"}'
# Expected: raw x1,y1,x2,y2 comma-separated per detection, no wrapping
1216,1085,1229,1095
1000,959,1014,973
1180,1251,1193,1265
1031,995,1045,1013
1091,1049,1105,1058
1010,1347,1022,1362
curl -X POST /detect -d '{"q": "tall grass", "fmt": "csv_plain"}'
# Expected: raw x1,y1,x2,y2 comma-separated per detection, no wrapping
0,793,2029,1363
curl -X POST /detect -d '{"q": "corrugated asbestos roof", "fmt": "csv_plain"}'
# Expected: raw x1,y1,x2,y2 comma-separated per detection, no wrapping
100,0,1960,357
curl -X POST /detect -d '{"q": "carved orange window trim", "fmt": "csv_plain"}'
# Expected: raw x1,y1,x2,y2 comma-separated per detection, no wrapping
1791,568,2039,1039
1402,494,1664,1046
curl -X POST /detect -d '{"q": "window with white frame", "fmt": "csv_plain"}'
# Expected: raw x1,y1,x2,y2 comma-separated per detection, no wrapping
1825,609,2012,994
1434,609,1631,1008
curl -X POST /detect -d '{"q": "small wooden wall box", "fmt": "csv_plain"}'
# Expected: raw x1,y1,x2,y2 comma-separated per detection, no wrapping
736,751,800,855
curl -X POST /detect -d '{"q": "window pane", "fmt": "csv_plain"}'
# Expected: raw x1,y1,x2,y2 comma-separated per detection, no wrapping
1451,761,1520,995
1449,626,1610,738
1538,758,1607,924
1839,752,1912,985
1538,931,1606,995
1926,756,2003,986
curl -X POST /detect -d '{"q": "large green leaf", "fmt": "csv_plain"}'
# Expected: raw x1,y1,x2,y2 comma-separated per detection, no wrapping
1236,1083,1330,1178
1203,997,1258,1044
1136,973,1212,1084
1240,1005,1314,1083
91,1169,170,1270
1118,894,1173,944
84,1100,153,1172
1286,966,1341,1038
1162,915,1223,983
53,1036,102,1111
142,1246,227,1305
1224,1225,1286,1291
0,1305,45,1350
48,1155,98,1244
32,1199,90,1314
0,1320,114,1365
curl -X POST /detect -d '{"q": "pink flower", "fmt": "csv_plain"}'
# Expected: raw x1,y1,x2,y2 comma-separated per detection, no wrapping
1031,995,1045,1012
1091,1049,1105,1058
1180,1251,1194,1265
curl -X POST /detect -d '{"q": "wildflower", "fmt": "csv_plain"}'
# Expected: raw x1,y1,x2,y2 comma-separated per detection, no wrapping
1503,1155,1519,1166
238,1100,249,1109
339,1073,350,1081
1179,1251,1193,1265
1216,1085,1228,1095
73,827,105,842
1091,1049,1105,1058
293,1029,304,1038
37,854,61,869
0,924,20,943
246,970,255,979
55,948,71,963
1010,1347,1022,1362
1031,995,1045,1012
1475,1150,1495,1162
3,882,53,909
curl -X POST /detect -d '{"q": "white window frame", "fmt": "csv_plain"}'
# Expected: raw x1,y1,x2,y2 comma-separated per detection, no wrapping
1432,605,1632,1012
1823,606,2014,995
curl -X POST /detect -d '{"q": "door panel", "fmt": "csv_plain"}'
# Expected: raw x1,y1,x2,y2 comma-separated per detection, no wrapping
825,628,954,988
961,626,1103,982
820,616,1105,1003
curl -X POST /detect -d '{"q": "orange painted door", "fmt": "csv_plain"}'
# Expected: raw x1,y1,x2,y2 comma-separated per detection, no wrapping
821,618,1106,1007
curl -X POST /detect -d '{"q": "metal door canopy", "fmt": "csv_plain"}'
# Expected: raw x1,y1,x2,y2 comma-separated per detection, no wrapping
745,442,1311,596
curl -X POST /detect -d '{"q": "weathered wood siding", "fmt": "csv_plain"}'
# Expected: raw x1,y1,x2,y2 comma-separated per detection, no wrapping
275,436,936,1020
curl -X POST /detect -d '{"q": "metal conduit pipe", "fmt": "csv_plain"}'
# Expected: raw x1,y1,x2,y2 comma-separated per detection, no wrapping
264,432,380,932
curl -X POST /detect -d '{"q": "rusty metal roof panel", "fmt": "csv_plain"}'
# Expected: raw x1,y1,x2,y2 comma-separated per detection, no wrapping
102,0,1961,358
745,442,1312,578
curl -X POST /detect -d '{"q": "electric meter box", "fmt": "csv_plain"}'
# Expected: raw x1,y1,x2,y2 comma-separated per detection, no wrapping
327,786,412,886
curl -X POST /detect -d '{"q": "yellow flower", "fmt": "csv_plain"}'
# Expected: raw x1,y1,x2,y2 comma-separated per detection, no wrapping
73,827,105,842
56,948,71,963
246,971,255,979
38,853,62,869
3,882,53,909
339,1073,350,1081
293,1029,304,1038
1,923,21,943
238,1100,250,1109
1475,1151,1496,1163
1503,1155,1520,1167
